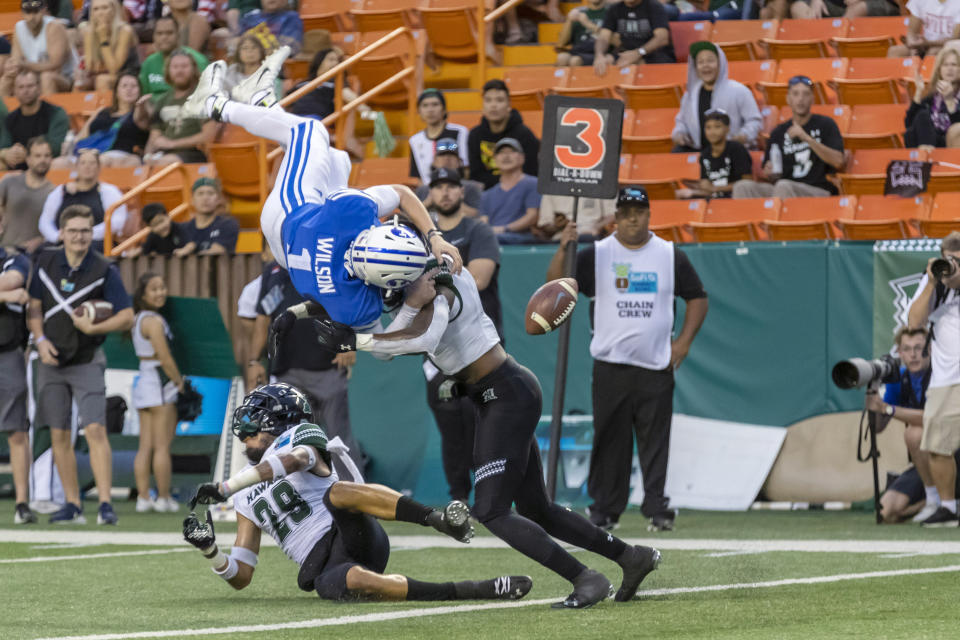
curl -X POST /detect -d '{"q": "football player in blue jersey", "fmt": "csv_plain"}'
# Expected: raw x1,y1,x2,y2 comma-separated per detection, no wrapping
185,382,532,602
180,47,463,330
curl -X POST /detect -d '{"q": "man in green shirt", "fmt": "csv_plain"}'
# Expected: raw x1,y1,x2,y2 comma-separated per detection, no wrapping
145,51,218,165
140,16,208,96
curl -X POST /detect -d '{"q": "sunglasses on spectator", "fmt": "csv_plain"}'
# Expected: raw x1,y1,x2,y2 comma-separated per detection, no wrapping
788,75,814,88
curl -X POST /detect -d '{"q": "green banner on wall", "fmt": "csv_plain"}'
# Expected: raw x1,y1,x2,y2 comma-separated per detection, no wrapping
872,239,941,357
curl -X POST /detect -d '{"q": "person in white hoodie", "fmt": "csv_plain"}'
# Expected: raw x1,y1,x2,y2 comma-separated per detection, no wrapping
671,41,762,153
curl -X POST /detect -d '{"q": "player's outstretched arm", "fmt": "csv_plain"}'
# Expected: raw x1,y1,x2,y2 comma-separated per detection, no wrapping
390,184,463,273
183,510,262,590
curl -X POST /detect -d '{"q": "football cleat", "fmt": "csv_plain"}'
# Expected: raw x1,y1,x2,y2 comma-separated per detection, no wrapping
14,502,37,525
493,576,533,600
182,60,228,121
614,545,661,602
647,510,676,532
440,500,474,543
49,502,86,524
551,569,612,609
231,45,291,108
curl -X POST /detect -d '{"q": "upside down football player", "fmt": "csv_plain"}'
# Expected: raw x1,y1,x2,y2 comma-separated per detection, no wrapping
184,383,532,602
300,241,662,609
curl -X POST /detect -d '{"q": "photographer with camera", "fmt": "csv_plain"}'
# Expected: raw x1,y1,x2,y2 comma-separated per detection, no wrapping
907,231,960,527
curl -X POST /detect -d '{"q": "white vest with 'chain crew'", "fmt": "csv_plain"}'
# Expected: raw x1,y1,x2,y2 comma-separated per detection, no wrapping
591,232,675,370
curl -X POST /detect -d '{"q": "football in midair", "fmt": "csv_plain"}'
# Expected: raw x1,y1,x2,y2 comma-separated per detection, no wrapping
74,300,114,324
525,278,578,335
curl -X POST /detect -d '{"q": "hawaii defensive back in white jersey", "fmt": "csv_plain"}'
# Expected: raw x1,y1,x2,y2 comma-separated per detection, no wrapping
233,423,339,566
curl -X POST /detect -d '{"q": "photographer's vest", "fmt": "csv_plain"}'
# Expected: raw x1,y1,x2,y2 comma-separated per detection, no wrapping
0,251,26,352
34,248,110,366
591,232,675,370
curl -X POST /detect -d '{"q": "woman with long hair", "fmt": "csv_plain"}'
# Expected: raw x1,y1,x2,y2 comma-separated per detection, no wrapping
53,72,150,168
131,272,184,513
905,47,960,149
224,34,280,99
78,0,138,92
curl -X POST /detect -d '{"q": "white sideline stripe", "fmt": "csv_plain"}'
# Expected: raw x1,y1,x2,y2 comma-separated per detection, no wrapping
31,564,960,640
1,548,192,564
702,550,770,558
4,530,960,555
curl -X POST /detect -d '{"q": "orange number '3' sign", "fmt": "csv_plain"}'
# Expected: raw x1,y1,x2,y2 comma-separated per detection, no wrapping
555,108,605,170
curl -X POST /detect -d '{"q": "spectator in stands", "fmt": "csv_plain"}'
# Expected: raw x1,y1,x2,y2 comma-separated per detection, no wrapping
144,50,219,165
759,0,789,19
0,36,12,77
76,0,138,92
0,70,69,170
537,194,615,242
126,202,191,256
733,76,844,199
131,271,184,513
555,0,615,68
592,0,675,77
39,149,128,247
676,109,753,200
224,33,280,99
415,138,482,217
468,80,540,190
546,186,708,533
889,0,960,58
904,47,960,150
27,204,134,525
122,0,165,43
479,140,541,244
140,17,209,96
53,72,150,168
409,89,470,183
672,42,762,152
670,0,746,22
169,0,211,55
237,0,303,56
225,0,262,37
0,136,54,253
790,0,897,18
1,0,77,97
178,177,239,255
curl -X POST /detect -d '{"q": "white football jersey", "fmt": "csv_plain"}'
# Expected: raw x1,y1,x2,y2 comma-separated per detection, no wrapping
233,423,339,566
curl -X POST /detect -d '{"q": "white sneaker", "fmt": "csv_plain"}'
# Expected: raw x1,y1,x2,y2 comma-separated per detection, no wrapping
154,497,180,513
912,502,940,523
136,497,155,513
182,60,228,120
231,44,291,108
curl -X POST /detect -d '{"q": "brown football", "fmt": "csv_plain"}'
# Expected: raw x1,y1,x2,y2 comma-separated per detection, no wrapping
525,278,579,335
74,300,114,324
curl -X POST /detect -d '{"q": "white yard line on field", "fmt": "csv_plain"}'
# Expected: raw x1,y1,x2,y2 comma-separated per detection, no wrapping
30,564,960,640
0,548,192,564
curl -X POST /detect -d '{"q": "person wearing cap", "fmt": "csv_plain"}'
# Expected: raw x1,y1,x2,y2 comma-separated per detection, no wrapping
592,0,675,77
733,75,845,200
547,186,708,533
677,109,753,200
414,138,483,218
468,79,540,190
672,42,761,152
409,89,470,184
176,177,239,255
1,0,77,96
479,138,541,244
38,148,128,249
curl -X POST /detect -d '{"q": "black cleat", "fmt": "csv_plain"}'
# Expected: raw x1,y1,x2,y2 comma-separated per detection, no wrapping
429,500,474,543
615,545,661,602
921,506,959,528
492,575,533,600
551,569,612,609
648,510,676,532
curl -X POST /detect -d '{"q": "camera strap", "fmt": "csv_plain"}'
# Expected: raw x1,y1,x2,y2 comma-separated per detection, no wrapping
856,408,880,464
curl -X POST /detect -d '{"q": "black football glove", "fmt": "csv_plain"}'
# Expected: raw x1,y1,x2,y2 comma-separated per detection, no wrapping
183,510,216,550
189,482,227,510
267,310,296,364
314,318,357,354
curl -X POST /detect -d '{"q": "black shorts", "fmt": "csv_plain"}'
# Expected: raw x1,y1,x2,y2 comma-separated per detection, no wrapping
296,489,391,600
887,467,924,506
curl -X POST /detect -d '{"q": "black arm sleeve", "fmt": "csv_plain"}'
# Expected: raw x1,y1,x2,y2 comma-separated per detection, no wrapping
575,245,596,298
674,248,706,300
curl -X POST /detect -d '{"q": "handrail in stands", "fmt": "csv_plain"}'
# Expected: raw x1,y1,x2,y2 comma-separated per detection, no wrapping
103,164,191,256
478,0,526,85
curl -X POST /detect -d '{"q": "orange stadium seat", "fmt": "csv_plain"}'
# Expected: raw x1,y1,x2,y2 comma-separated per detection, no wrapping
236,231,263,254
776,104,851,132
208,140,268,200
349,0,416,32
830,16,909,58
622,108,677,154
144,163,217,213
671,21,713,63
710,19,779,61
765,195,855,240
727,59,776,104
0,11,18,36
838,148,927,195
927,149,960,195
447,110,481,128
691,197,780,242
299,0,353,32
620,63,686,109
837,194,927,239
417,3,478,63
624,152,700,200
100,166,150,193
758,57,849,106
831,56,918,105
920,192,960,237
349,30,424,109
557,66,631,99
350,157,418,188
844,103,906,150
650,199,705,243
520,110,544,138
504,66,565,110
762,18,848,59
619,154,631,182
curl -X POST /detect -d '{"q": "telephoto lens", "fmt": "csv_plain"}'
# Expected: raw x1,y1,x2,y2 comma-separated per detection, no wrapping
932,258,956,281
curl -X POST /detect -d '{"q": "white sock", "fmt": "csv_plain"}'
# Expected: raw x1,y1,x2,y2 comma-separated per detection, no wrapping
220,101,309,144
942,499,957,514
925,486,940,506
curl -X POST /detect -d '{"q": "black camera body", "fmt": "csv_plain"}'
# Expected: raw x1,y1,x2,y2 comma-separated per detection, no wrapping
832,355,901,390
931,257,956,281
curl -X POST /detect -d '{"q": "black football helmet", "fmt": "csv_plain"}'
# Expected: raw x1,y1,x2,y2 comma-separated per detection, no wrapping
231,382,313,440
